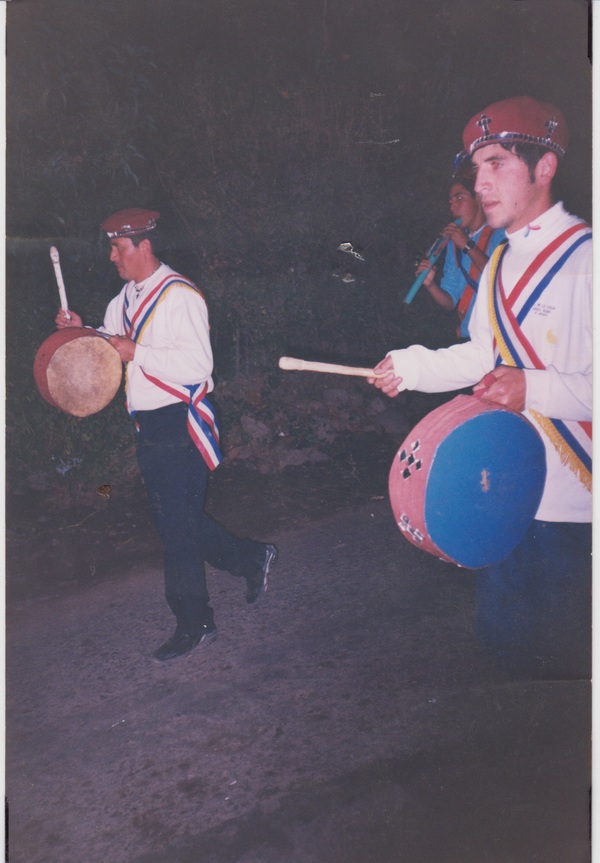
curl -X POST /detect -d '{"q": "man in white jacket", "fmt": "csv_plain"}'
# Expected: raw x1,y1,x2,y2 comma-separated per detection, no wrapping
370,97,592,678
56,208,277,662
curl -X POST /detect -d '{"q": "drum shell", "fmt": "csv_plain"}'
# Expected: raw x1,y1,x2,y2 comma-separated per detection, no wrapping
388,395,547,569
34,328,123,417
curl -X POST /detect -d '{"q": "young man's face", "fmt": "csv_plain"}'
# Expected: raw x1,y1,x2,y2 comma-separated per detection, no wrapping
448,182,480,231
472,143,549,233
109,237,146,282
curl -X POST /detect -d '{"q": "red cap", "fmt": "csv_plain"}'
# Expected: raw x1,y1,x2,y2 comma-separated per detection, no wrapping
461,96,568,159
101,208,160,238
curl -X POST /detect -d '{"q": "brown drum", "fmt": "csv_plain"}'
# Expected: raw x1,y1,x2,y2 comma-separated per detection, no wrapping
34,328,123,417
388,395,547,569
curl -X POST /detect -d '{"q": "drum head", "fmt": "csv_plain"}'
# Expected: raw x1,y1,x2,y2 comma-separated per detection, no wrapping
389,396,547,569
34,328,123,417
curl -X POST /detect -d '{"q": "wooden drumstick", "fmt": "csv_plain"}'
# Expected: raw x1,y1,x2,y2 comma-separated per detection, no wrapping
278,356,386,378
49,246,71,320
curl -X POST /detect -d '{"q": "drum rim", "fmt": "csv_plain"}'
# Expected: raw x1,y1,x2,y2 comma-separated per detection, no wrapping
388,395,547,569
34,329,122,416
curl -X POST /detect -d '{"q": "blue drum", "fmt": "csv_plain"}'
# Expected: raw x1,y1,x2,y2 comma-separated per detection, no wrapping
388,395,547,569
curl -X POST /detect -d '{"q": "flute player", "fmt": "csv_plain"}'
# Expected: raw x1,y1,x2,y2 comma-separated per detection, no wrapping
415,163,505,341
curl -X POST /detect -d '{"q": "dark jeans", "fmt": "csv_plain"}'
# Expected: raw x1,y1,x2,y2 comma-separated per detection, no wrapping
476,520,592,680
135,403,264,635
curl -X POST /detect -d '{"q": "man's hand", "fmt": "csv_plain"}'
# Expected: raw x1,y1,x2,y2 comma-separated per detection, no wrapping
415,257,436,287
367,355,403,398
55,309,83,329
108,334,136,363
441,222,469,250
473,366,526,412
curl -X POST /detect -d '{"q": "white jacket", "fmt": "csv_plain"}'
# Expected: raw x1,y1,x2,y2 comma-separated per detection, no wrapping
387,203,592,522
101,263,215,412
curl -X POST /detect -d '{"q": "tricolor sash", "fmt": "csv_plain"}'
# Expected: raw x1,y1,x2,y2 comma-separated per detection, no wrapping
455,225,494,334
124,275,222,470
488,225,592,491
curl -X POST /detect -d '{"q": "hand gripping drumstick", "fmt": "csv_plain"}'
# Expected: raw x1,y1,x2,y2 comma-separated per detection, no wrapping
279,356,387,378
49,246,71,320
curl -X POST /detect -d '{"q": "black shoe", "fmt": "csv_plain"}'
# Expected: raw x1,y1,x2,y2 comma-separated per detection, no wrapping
245,544,278,604
152,624,217,662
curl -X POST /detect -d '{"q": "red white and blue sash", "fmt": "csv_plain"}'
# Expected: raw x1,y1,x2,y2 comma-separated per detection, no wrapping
124,275,222,471
488,224,592,491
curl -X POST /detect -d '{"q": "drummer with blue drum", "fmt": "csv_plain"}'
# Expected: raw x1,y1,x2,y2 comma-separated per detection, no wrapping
370,96,592,680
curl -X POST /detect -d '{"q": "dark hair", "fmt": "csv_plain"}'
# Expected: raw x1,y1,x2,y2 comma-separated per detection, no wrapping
500,141,557,183
451,160,477,196
130,230,166,254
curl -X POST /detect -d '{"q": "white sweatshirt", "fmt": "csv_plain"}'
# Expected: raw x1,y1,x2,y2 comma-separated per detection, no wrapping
101,263,215,412
387,203,592,522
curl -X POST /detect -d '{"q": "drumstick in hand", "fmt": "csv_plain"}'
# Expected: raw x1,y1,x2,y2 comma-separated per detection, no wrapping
279,356,387,378
49,246,71,320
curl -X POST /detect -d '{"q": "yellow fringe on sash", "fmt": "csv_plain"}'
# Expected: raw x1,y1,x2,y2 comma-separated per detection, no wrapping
487,244,592,492
528,409,592,492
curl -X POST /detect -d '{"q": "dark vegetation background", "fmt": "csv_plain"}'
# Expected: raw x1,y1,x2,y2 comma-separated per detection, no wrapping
5,0,592,515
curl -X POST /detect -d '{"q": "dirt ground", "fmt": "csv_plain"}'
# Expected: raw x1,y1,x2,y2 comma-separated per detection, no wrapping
5,430,398,602
5,439,591,863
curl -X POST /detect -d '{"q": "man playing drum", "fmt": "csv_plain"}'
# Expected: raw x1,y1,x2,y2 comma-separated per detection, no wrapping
56,208,277,662
370,97,592,679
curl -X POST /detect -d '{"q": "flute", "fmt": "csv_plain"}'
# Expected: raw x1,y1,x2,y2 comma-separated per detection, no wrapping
403,219,461,305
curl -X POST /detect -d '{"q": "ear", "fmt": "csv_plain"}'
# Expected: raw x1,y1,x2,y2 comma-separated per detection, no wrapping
535,151,558,187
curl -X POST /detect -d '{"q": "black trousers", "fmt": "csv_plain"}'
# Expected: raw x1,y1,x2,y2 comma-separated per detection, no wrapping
476,520,592,679
135,403,263,634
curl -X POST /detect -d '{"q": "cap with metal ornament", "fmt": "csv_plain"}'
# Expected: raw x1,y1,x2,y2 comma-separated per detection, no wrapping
101,208,160,238
461,96,568,160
